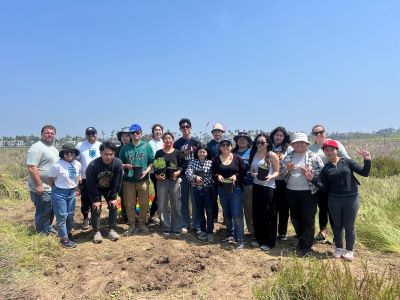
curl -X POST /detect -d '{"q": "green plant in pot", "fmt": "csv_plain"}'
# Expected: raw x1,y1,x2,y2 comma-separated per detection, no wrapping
257,162,270,181
153,157,166,176
166,161,178,179
222,178,234,194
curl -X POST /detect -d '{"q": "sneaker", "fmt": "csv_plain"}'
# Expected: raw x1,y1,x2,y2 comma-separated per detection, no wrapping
181,228,188,234
137,225,150,233
124,225,136,236
68,233,76,242
147,216,160,225
260,245,271,251
174,232,181,237
222,236,235,243
108,229,119,241
60,238,76,249
251,240,260,247
163,231,171,236
278,234,288,241
207,234,214,243
197,232,208,241
332,247,343,259
343,250,354,261
195,229,202,235
93,231,103,244
235,242,244,250
82,218,90,230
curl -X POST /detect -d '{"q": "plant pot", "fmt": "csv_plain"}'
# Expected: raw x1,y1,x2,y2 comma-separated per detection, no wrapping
132,166,143,180
222,180,234,194
257,166,269,181
155,167,166,176
166,167,178,180
194,169,205,180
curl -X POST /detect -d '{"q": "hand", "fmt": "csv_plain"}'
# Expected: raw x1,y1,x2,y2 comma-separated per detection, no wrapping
195,176,204,184
217,175,224,183
124,164,133,170
35,184,44,195
356,147,372,160
287,162,295,171
171,171,180,181
302,167,314,181
230,175,237,183
140,170,148,179
264,175,271,182
109,200,117,208
251,171,258,178
156,173,165,181
92,202,101,212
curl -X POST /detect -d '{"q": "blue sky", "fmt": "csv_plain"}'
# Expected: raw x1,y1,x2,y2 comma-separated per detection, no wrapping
1,1,399,137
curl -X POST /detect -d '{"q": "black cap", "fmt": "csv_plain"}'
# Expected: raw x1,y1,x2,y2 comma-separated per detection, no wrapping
85,127,97,135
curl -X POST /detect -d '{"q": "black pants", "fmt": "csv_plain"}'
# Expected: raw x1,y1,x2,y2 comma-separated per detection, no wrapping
252,184,277,248
316,190,334,231
211,183,219,221
286,189,317,250
91,199,118,231
275,180,289,236
118,188,128,222
150,173,158,217
80,179,91,218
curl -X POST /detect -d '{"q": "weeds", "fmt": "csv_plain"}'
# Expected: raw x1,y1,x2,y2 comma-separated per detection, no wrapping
370,156,400,178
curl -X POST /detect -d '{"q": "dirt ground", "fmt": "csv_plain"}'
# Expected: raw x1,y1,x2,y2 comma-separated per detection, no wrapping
6,198,400,300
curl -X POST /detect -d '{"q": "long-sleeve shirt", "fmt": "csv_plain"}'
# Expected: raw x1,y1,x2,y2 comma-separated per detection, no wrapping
309,139,350,164
86,157,123,203
211,154,247,188
312,158,371,196
186,159,214,190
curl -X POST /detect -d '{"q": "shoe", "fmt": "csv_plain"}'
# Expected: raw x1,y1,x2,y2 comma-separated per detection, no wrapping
278,234,288,241
235,242,244,250
195,229,202,235
82,218,90,230
315,232,326,241
93,231,103,244
197,232,208,241
260,245,271,251
251,240,260,247
108,229,119,241
300,248,312,257
222,236,235,244
181,228,188,234
68,233,76,242
147,216,160,225
137,225,150,233
48,226,58,235
124,225,136,236
207,234,214,243
163,231,171,236
60,238,76,249
174,232,181,237
332,247,343,259
343,250,354,261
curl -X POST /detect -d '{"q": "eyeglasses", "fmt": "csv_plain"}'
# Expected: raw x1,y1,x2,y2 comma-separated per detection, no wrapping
64,151,75,155
312,130,325,136
180,125,191,129
86,132,96,136
220,143,231,147
131,131,142,135
257,141,267,145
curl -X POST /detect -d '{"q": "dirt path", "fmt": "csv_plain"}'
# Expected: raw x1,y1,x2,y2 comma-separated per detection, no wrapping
7,201,400,300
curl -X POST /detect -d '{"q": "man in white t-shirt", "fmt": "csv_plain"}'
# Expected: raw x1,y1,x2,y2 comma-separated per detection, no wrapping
75,127,102,229
26,124,59,234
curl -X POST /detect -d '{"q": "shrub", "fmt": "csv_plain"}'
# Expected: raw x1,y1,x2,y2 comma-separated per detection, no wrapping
370,156,400,178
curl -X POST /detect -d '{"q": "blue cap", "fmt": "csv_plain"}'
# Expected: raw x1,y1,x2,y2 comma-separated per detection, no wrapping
129,123,142,132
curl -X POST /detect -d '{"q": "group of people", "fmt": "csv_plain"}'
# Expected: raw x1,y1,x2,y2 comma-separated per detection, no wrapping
26,120,371,261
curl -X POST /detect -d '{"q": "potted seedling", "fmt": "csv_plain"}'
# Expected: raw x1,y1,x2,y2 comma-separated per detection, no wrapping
153,157,166,176
166,161,178,180
222,178,234,194
194,169,205,180
257,162,270,181
131,164,143,180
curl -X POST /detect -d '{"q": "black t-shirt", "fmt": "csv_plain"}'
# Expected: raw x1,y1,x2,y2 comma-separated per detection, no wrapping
154,149,183,172
211,153,246,186
173,136,202,170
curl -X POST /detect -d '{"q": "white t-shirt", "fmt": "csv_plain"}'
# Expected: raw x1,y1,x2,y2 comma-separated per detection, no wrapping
48,160,81,189
149,139,164,173
286,152,310,191
26,141,59,192
252,156,275,188
76,140,102,179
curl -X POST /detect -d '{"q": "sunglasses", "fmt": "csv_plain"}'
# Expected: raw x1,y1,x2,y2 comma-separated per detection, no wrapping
180,125,191,129
312,130,325,136
64,150,75,155
86,132,96,136
220,143,231,147
131,131,142,135
257,141,267,145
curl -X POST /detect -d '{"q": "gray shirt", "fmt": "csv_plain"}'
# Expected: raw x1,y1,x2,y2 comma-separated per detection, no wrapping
309,139,350,164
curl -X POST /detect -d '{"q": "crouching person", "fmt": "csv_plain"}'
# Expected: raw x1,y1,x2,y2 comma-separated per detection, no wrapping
86,141,123,243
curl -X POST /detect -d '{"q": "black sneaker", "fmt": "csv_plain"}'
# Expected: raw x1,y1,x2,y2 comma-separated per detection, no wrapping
61,239,77,249
68,234,76,242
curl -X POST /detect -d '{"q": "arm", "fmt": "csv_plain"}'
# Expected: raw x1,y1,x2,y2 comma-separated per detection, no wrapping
266,152,280,181
48,177,55,188
86,164,102,203
185,160,196,182
348,148,371,177
310,168,328,192
106,161,123,201
28,165,44,194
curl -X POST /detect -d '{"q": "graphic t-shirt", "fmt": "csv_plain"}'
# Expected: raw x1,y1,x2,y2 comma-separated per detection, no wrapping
48,160,81,189
76,140,102,179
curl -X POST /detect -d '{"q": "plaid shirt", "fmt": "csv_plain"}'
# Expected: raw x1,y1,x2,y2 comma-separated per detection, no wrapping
186,159,214,190
281,150,324,194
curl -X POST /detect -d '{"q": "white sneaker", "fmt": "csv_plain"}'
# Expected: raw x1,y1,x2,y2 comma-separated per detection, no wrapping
93,231,103,243
108,229,119,241
343,250,354,261
260,245,271,251
332,247,343,259
251,240,260,247
181,228,188,234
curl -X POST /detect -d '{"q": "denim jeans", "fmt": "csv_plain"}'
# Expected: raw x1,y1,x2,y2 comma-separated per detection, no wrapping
51,187,75,238
157,179,182,233
180,175,199,230
30,191,54,234
193,188,214,234
218,186,244,242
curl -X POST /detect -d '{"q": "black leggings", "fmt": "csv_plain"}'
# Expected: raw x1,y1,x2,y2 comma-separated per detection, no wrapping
316,190,334,231
275,180,289,236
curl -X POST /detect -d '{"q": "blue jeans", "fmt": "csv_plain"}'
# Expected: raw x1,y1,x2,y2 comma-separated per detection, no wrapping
193,188,214,234
218,186,244,242
51,187,75,238
180,175,199,230
30,191,54,234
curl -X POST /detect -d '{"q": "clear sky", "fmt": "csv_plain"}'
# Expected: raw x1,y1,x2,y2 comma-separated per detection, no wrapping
1,0,399,137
